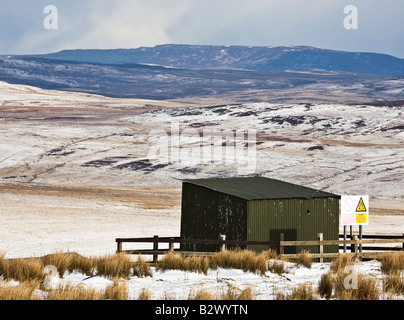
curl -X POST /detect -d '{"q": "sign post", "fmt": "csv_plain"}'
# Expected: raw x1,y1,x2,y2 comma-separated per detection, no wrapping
341,195,369,253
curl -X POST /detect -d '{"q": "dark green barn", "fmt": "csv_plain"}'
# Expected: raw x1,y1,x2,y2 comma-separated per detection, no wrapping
180,177,340,254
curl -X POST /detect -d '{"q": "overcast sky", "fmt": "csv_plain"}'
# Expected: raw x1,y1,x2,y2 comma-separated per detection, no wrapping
1,0,403,58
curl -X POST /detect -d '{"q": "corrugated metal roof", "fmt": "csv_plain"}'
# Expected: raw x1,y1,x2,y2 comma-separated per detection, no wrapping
183,176,340,201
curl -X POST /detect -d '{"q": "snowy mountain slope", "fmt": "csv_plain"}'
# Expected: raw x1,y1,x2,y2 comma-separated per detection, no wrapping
2,45,404,103
34,44,404,75
1,80,402,200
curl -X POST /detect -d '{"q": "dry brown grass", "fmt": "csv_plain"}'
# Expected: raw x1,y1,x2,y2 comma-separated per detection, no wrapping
275,283,318,300
383,273,404,296
4,258,44,283
158,250,270,276
157,251,183,271
41,252,80,277
93,253,134,279
220,285,255,300
183,256,210,275
296,250,312,269
68,254,95,276
330,253,357,273
335,271,380,300
188,288,214,300
318,270,334,299
137,288,152,300
267,260,286,275
0,280,41,300
0,252,8,276
104,279,128,300
381,252,404,276
319,266,381,300
1,251,153,291
210,250,267,275
188,285,255,300
237,287,255,300
160,291,177,300
132,255,152,278
47,284,104,300
41,252,151,279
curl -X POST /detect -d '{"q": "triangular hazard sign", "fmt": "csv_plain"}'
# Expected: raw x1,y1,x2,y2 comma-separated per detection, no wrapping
356,197,367,212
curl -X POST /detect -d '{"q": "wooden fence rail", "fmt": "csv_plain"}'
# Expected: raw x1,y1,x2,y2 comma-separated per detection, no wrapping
116,233,404,263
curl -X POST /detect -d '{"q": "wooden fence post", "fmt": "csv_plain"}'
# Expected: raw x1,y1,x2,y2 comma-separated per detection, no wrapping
350,226,354,252
278,233,284,255
169,237,175,252
343,226,347,253
402,234,404,251
153,235,159,263
353,235,358,255
117,240,122,253
219,234,226,252
318,233,324,263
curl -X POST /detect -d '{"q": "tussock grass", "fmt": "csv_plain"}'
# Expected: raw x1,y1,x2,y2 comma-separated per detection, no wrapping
158,249,271,276
318,271,334,299
296,250,312,269
188,288,214,300
188,285,255,300
156,252,183,270
183,256,210,275
156,252,210,275
0,254,44,281
0,280,40,300
220,285,255,300
381,252,404,276
334,271,380,300
330,254,356,273
265,249,282,260
132,255,152,278
41,252,77,277
137,288,152,300
160,291,177,300
319,267,381,300
267,260,286,275
94,253,134,279
275,283,318,300
104,279,128,300
1,251,151,286
383,273,404,295
2,249,280,283
4,258,44,283
47,284,104,300
0,252,9,278
68,255,95,276
210,250,267,275
237,287,255,300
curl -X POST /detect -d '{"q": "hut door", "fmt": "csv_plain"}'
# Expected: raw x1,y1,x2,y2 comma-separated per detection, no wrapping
269,229,297,254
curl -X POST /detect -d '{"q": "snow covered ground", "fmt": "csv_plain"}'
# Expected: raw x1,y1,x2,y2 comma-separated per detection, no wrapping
35,259,384,300
0,254,386,301
0,82,403,301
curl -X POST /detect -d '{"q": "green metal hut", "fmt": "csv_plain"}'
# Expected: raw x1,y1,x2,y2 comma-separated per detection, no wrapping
180,176,340,253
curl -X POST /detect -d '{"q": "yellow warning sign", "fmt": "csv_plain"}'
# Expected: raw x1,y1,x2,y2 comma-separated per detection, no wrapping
341,195,369,226
355,213,367,224
355,197,367,212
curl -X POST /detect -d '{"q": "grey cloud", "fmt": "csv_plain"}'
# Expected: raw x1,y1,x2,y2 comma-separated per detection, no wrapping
1,0,403,58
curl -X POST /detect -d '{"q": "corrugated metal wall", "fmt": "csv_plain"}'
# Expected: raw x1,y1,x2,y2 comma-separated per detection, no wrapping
180,182,247,251
247,198,339,253
181,182,339,254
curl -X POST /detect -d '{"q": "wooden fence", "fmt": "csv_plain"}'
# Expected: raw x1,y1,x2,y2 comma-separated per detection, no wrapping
116,233,404,263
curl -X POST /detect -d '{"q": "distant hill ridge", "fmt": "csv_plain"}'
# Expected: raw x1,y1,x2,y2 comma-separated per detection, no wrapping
2,44,403,102
31,44,404,76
